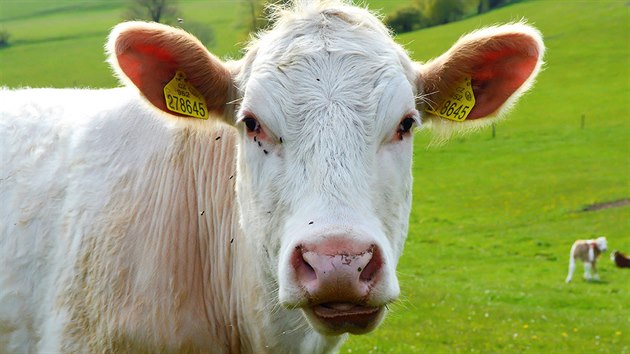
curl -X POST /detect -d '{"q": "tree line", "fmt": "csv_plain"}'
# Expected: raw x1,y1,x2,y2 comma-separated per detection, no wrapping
385,0,519,34
126,0,518,42
0,0,516,50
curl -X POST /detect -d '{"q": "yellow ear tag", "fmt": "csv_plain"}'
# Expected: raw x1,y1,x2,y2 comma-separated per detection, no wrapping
425,76,475,122
163,70,209,119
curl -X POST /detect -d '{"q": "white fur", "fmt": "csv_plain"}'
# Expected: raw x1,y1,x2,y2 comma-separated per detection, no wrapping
0,0,544,352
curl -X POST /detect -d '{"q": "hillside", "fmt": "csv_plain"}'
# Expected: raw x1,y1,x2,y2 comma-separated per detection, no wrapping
0,0,415,87
1,0,629,353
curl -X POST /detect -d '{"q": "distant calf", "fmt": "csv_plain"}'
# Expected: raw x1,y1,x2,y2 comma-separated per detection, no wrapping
610,250,630,268
565,236,607,283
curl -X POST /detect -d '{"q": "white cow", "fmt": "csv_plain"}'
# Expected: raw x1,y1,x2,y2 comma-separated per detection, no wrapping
0,1,544,352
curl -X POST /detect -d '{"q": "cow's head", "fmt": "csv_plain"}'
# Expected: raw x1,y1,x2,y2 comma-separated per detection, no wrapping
595,236,607,252
108,1,543,336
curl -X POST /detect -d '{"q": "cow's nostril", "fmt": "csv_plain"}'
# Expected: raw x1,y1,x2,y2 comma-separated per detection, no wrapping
359,246,382,283
292,246,317,283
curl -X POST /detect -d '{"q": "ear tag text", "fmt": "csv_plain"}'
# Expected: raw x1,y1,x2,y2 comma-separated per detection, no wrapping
425,76,475,122
163,70,209,119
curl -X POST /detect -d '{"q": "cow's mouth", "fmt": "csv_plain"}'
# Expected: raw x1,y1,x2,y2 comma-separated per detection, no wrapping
305,302,384,335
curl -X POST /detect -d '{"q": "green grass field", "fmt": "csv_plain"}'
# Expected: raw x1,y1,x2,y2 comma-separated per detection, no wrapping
1,0,628,353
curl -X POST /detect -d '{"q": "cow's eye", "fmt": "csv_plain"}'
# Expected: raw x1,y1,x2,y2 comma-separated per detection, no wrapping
242,116,260,133
396,115,416,140
398,117,416,134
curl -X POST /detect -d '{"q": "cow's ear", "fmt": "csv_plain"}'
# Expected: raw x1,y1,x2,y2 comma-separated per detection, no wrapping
417,23,544,136
107,21,233,120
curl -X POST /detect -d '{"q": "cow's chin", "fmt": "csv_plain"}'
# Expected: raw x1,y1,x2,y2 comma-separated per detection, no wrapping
302,303,386,335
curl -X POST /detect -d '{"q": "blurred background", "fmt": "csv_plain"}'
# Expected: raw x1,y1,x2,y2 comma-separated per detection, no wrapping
1,0,628,352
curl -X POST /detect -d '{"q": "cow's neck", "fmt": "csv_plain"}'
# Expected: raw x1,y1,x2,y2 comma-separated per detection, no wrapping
62,116,344,352
59,120,228,351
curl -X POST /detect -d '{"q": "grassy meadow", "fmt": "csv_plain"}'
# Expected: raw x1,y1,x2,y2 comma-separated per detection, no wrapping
1,0,628,353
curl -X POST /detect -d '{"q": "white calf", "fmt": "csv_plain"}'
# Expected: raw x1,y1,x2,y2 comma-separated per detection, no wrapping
566,236,608,282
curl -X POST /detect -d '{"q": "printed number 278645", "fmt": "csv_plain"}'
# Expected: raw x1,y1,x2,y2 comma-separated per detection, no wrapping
166,94,206,117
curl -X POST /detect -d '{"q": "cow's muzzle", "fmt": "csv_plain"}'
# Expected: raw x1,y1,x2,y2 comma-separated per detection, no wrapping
289,237,387,334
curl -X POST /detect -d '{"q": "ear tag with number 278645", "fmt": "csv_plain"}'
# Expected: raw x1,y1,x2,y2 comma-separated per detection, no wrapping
425,76,475,122
163,70,209,119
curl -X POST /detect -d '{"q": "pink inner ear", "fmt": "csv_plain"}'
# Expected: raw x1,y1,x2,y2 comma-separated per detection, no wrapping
113,24,232,118
117,42,179,115
467,35,540,120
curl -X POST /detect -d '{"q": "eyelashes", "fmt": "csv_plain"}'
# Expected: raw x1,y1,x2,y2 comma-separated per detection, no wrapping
398,116,416,135
242,116,261,133
395,113,419,141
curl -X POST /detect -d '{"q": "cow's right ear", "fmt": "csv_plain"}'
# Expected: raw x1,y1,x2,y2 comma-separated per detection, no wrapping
107,21,234,120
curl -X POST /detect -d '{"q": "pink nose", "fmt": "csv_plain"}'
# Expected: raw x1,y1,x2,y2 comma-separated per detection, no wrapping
291,237,383,303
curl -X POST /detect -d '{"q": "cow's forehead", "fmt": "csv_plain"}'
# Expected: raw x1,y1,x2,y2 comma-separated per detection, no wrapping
238,3,417,102
237,5,417,138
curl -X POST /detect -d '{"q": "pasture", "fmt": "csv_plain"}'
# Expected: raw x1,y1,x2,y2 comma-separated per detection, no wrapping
1,0,628,353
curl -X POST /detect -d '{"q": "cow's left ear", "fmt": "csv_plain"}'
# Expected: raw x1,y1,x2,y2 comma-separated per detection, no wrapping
418,23,544,133
107,21,234,120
